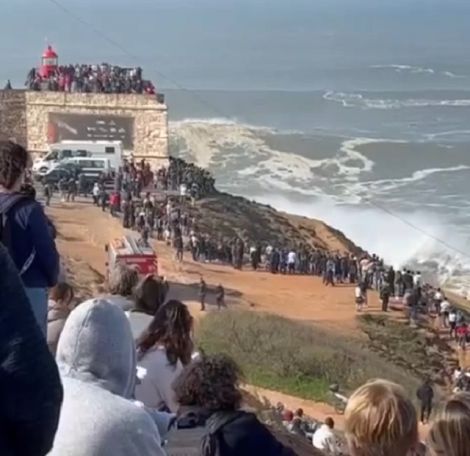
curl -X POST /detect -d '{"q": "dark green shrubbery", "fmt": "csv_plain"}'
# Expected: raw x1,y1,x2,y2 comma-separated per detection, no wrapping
197,310,421,401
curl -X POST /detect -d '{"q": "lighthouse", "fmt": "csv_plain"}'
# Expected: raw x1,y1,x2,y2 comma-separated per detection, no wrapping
39,45,58,78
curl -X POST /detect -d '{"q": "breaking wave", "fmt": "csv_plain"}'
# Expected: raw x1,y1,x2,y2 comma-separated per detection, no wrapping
170,118,376,194
324,90,470,110
170,117,470,295
370,64,467,79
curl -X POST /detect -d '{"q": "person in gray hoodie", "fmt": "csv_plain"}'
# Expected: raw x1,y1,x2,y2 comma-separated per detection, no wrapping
50,298,166,456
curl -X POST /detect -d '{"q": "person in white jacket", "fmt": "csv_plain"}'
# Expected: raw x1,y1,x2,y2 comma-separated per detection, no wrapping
50,298,165,456
135,300,194,413
313,417,338,455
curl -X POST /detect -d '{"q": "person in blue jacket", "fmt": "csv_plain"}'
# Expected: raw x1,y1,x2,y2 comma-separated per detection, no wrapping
0,141,59,334
0,242,63,455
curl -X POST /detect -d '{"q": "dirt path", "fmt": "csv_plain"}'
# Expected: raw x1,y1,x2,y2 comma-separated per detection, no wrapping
48,199,383,333
46,198,386,421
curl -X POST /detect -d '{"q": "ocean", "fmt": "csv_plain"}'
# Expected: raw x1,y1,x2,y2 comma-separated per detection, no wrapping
3,0,470,293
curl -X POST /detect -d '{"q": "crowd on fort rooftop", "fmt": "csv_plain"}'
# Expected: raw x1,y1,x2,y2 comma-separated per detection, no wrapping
2,139,470,455
25,63,157,94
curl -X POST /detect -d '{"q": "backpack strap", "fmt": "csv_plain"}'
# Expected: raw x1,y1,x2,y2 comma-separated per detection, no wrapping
201,411,245,456
0,194,36,276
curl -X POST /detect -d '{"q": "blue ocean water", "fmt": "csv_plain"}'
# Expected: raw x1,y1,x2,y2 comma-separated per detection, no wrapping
3,0,470,291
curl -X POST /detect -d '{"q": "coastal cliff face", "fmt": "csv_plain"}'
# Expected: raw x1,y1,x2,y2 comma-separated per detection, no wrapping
192,192,362,254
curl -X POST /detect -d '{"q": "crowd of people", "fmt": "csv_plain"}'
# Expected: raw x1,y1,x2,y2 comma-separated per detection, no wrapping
5,139,470,455
25,63,157,95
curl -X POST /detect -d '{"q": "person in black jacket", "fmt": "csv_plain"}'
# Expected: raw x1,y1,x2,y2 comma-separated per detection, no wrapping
171,354,296,456
417,378,434,424
0,242,63,455
0,141,60,335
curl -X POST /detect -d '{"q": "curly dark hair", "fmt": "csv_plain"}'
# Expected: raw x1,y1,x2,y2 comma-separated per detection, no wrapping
0,141,29,190
133,275,169,316
173,354,243,412
137,299,193,366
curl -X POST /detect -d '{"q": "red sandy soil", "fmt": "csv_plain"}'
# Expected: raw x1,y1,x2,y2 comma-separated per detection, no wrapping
46,198,385,426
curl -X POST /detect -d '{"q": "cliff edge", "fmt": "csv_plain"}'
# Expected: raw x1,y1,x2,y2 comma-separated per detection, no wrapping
190,191,362,254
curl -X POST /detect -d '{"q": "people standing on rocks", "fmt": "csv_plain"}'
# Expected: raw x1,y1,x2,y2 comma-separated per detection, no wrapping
0,141,60,334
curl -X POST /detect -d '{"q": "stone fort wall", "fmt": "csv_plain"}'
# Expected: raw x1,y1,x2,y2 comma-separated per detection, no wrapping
0,90,169,166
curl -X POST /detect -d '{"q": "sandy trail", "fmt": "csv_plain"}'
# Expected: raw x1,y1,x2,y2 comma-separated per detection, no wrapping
47,198,385,423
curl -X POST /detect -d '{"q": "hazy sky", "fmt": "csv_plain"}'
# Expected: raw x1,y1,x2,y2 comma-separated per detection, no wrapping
2,0,470,89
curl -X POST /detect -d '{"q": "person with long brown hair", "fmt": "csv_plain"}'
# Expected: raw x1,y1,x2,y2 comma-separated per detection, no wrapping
134,300,193,413
127,274,169,340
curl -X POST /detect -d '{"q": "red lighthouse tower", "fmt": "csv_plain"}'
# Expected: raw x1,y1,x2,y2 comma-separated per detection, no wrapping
39,45,58,78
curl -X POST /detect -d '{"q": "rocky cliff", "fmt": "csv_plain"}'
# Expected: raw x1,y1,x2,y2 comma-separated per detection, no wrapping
190,192,362,254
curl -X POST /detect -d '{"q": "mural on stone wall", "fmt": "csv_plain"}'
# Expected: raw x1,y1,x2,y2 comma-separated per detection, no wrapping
47,112,135,149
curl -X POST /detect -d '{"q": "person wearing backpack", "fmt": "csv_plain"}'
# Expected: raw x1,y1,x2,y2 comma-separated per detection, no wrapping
168,354,296,456
0,141,59,335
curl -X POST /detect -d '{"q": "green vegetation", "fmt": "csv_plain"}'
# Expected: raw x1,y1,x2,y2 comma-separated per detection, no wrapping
197,310,422,402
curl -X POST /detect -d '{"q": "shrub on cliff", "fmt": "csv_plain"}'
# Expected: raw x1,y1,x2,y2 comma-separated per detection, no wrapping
197,310,420,402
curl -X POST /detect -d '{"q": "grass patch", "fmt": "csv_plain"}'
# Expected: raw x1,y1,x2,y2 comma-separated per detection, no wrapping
197,310,422,402
247,366,330,401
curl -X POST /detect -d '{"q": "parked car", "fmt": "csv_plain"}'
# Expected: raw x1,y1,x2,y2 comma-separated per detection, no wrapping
37,164,81,189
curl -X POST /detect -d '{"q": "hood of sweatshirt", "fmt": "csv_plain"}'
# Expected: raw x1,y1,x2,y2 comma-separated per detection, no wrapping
56,299,136,399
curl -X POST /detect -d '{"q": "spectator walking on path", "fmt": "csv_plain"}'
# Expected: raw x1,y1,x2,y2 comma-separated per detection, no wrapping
51,298,165,456
200,277,207,311
417,378,434,424
0,243,63,455
0,141,59,334
216,283,225,310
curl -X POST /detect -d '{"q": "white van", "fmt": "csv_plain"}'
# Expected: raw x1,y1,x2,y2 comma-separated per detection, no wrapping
32,140,123,175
